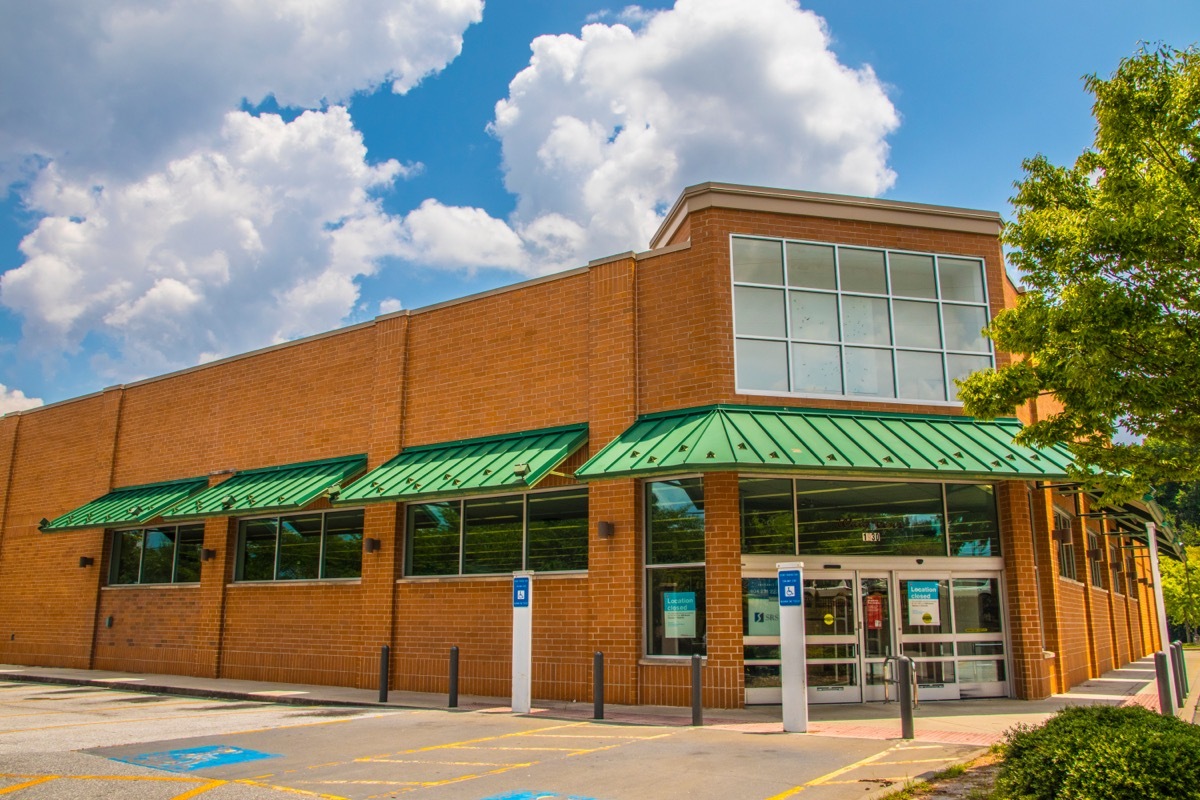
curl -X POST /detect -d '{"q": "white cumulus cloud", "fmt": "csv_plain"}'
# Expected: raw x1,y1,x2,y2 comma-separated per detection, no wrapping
0,0,484,182
2,108,406,379
0,384,42,415
403,0,899,274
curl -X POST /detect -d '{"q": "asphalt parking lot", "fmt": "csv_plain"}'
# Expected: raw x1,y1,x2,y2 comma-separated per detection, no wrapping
0,681,982,800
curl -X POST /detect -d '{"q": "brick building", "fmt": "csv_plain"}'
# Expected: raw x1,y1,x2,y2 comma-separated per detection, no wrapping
0,183,1170,708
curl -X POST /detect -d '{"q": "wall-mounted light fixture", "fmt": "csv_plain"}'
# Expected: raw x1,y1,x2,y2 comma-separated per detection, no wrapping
105,616,114,628
38,518,50,531
364,538,382,553
597,521,614,539
1052,528,1073,543
78,556,94,568
201,548,217,562
512,463,531,477
220,495,237,509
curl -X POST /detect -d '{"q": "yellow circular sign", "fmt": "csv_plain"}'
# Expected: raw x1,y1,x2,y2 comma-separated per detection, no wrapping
823,613,835,626
922,612,934,624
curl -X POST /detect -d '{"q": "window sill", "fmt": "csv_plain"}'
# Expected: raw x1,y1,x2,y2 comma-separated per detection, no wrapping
398,571,587,584
639,656,707,666
228,578,362,587
102,583,201,590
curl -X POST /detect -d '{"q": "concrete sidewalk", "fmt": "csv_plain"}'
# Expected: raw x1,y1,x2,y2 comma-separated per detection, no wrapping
3,650,1197,746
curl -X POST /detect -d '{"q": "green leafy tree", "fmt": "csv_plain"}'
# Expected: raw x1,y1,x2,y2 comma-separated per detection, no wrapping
959,45,1200,501
1160,544,1200,640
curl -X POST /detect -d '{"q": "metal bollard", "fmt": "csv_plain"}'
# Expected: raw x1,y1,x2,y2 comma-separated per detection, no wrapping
1155,650,1176,716
1171,642,1187,706
593,651,604,720
378,644,390,704
448,646,459,708
1174,640,1190,697
691,653,703,726
897,656,915,739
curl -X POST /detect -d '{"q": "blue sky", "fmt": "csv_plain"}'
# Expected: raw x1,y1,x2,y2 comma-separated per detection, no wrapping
0,0,1197,409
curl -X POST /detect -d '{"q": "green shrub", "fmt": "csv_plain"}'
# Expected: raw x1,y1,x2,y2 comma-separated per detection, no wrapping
994,705,1200,799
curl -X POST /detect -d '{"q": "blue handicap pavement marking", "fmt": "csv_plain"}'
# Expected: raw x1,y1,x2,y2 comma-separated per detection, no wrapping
112,745,281,772
481,792,600,800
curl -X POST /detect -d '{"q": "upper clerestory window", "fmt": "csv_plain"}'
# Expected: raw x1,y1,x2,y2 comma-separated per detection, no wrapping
731,236,994,403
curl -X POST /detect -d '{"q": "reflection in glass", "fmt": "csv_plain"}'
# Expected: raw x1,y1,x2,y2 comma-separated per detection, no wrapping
527,489,588,572
889,253,937,298
842,296,891,344
463,496,523,575
736,339,788,391
745,665,783,688
947,484,1000,556
175,527,203,583
796,480,944,557
734,286,786,337
790,291,839,340
792,343,842,394
140,529,176,583
953,578,1002,633
648,478,705,564
733,237,785,284
787,242,837,289
740,478,795,554
946,355,993,397
938,258,986,302
742,577,781,636
323,510,364,579
844,347,895,397
896,351,946,402
942,304,989,352
407,502,460,576
861,577,891,658
240,518,278,581
839,248,887,294
277,514,321,580
804,578,855,637
808,662,857,688
913,661,956,685
113,530,143,585
893,300,941,348
957,660,1005,682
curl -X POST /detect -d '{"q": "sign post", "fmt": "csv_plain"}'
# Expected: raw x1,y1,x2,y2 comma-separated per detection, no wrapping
512,571,533,713
1145,523,1177,710
777,562,807,733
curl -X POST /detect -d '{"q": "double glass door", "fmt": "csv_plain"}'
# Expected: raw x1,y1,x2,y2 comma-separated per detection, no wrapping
743,569,1008,705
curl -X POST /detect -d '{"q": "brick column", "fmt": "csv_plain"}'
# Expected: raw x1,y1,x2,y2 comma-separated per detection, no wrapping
585,256,641,704
702,472,743,708
997,482,1051,699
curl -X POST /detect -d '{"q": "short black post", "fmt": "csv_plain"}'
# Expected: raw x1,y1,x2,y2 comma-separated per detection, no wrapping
897,656,915,739
1171,642,1187,705
593,651,605,720
1155,650,1176,716
448,645,460,708
378,644,390,704
691,653,703,726
1175,640,1190,697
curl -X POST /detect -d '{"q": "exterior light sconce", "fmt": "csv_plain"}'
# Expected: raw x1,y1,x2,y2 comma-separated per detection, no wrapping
1052,528,1072,543
78,556,94,568
1086,548,1103,560
201,548,217,562
38,518,49,531
105,616,114,628
220,495,236,510
364,538,382,553
512,463,531,478
597,521,614,539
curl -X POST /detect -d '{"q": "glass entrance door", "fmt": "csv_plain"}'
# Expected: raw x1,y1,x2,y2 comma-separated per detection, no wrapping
897,574,960,701
859,574,893,701
804,572,861,703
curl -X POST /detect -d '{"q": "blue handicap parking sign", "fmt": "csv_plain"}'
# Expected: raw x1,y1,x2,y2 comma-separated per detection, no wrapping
778,570,801,606
513,576,530,608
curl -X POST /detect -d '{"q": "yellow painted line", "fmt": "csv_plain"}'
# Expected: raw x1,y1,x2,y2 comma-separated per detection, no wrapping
454,745,601,752
233,778,348,799
762,742,908,799
171,779,227,799
415,762,538,788
876,757,962,765
363,759,515,767
0,776,57,794
358,721,589,760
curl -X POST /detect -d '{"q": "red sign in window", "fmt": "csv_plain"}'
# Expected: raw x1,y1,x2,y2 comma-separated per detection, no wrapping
865,593,883,630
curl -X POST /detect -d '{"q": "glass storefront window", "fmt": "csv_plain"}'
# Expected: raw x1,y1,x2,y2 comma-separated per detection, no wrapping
742,577,780,636
796,480,944,557
110,524,204,585
463,496,523,575
947,484,1000,556
739,478,794,554
647,478,705,656
236,510,365,581
900,578,952,635
953,578,1002,633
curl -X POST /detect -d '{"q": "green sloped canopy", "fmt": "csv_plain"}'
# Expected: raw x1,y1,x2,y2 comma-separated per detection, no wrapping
575,405,1074,481
161,455,366,521
336,424,588,504
41,476,209,532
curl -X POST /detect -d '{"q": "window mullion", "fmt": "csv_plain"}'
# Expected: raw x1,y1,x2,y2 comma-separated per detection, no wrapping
458,500,465,576
273,517,281,581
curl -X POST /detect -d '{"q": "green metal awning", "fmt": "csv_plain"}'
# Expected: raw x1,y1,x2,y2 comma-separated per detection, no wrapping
161,455,366,520
41,476,209,532
336,424,588,504
575,405,1074,481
